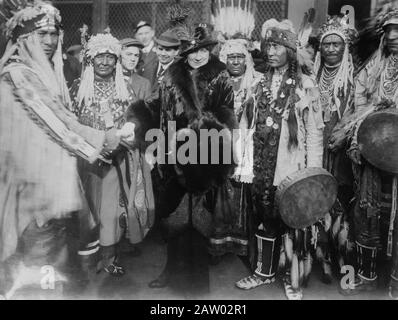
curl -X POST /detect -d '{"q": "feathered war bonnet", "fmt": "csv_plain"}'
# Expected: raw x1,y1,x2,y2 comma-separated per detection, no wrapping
76,31,129,108
0,0,71,107
314,15,358,119
211,0,255,41
213,0,258,93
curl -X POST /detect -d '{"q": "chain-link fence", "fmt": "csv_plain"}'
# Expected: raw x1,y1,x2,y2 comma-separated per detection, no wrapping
108,0,205,40
253,0,287,40
52,0,287,48
53,0,93,49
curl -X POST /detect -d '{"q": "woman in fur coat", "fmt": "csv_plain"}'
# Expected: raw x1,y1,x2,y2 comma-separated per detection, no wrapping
126,25,237,294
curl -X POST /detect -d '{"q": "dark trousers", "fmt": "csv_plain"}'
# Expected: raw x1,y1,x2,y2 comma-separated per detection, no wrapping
155,172,210,295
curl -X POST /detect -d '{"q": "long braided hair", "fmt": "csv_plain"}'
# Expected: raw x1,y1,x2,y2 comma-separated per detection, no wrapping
286,47,300,150
261,38,311,150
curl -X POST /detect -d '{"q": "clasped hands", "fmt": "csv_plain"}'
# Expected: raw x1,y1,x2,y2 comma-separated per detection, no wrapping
101,122,136,159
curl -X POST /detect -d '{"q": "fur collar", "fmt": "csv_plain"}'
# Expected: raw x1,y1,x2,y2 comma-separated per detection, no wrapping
164,55,227,120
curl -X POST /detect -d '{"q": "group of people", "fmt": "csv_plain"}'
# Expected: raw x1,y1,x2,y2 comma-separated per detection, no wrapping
0,0,397,301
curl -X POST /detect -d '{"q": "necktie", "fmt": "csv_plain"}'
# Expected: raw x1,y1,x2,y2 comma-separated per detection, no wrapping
157,65,165,82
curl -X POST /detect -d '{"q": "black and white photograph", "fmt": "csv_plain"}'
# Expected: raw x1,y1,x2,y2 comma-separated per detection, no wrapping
0,0,397,306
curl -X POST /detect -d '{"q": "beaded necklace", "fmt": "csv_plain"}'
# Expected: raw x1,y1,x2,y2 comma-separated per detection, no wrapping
318,63,341,121
381,54,398,100
76,78,130,130
252,65,297,209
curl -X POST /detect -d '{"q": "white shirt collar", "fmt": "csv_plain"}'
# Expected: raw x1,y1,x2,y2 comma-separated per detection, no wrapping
142,40,155,54
157,60,174,73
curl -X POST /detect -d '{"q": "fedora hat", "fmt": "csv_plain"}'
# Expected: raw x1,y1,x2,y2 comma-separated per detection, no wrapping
154,29,181,48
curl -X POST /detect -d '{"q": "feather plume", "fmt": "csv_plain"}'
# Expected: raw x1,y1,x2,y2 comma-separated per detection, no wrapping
167,3,190,26
291,253,299,289
212,0,255,39
298,8,316,47
303,253,312,281
166,3,191,42
299,259,305,285
284,233,293,263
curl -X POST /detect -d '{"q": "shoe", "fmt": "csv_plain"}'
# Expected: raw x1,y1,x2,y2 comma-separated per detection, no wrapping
103,263,125,277
302,276,310,288
235,274,275,290
283,280,303,300
148,273,168,289
321,271,332,285
389,279,398,300
339,275,377,296
321,261,332,285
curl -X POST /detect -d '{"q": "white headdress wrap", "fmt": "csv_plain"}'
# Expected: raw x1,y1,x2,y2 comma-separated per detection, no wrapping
219,39,260,95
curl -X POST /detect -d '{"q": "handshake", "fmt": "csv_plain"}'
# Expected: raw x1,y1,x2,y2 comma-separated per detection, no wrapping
116,122,136,144
101,122,136,160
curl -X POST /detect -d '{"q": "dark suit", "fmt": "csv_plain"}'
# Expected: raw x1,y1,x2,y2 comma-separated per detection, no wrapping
127,72,152,101
146,60,178,100
137,47,158,85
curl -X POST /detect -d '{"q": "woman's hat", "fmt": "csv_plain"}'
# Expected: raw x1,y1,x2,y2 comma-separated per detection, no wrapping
180,24,218,56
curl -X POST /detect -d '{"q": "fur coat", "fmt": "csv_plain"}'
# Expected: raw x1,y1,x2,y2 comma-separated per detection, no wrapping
127,55,237,188
127,55,237,216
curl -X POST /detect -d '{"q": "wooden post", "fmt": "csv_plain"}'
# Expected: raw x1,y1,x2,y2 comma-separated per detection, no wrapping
152,1,157,32
282,0,289,19
314,0,329,29
201,0,212,24
92,0,107,34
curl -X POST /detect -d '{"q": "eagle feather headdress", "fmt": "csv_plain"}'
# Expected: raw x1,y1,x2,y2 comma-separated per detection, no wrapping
211,0,255,40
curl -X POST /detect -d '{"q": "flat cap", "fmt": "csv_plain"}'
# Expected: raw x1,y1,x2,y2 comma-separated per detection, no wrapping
120,38,144,49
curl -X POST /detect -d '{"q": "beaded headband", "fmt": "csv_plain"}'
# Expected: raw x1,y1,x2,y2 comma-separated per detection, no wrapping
261,19,298,51
264,27,298,51
0,1,62,41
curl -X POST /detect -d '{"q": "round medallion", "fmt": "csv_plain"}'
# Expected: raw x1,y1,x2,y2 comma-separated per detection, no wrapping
134,189,145,208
